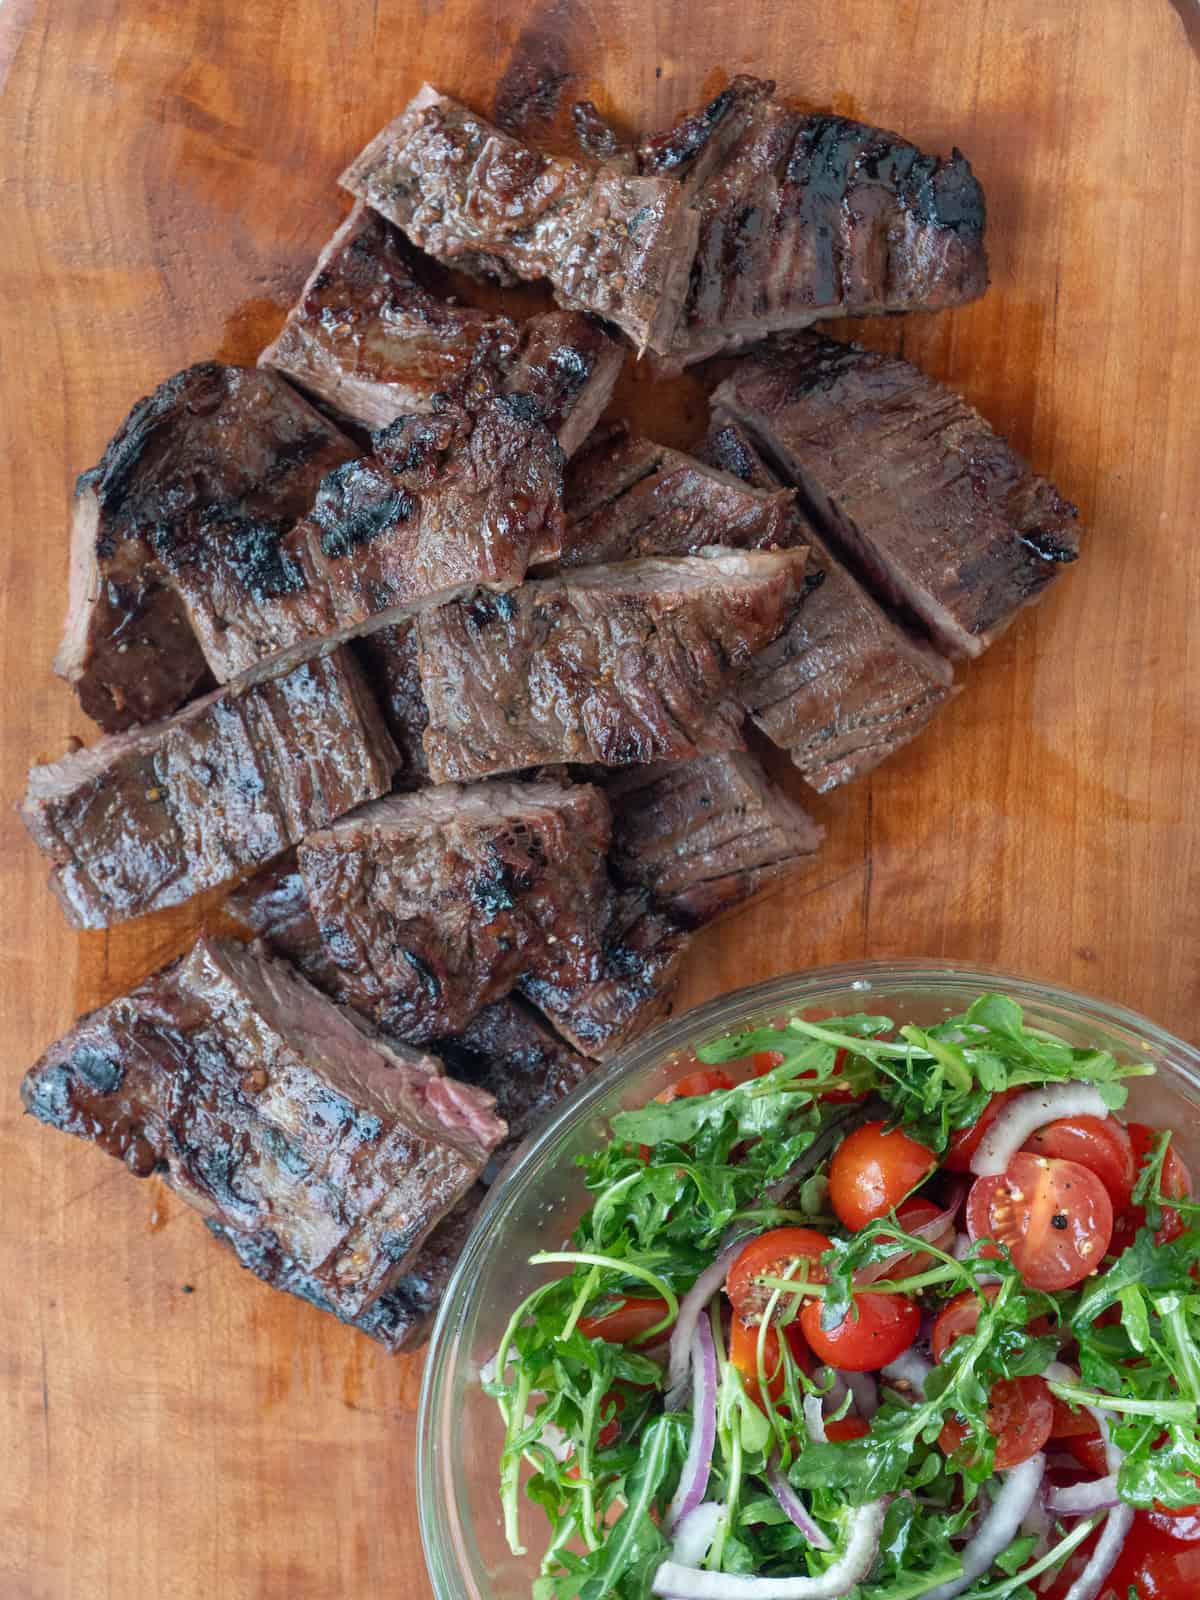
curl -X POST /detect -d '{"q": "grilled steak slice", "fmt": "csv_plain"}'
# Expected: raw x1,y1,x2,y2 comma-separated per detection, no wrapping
519,891,688,1058
259,202,520,431
296,779,613,1041
209,994,593,1347
557,420,798,568
605,753,822,926
22,649,397,928
714,335,1080,659
56,364,356,732
433,997,594,1178
341,85,700,355
418,549,809,783
165,395,565,685
701,418,955,790
208,1184,484,1353
502,311,624,458
352,620,430,788
571,101,636,171
642,79,988,363
21,936,504,1320
223,850,340,994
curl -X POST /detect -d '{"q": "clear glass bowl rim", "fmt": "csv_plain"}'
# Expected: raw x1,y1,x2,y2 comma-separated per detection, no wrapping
417,957,1200,1597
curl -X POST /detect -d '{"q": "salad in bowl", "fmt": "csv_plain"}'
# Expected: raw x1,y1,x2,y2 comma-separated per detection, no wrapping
480,990,1200,1600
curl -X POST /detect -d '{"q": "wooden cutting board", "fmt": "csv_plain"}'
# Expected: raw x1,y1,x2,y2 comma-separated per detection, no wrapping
1,1,1197,1594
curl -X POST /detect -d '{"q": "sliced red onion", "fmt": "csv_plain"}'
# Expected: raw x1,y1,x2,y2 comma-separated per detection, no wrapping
917,1453,1046,1600
672,1501,725,1567
881,1349,931,1399
667,1314,719,1529
652,1495,888,1598
767,1451,833,1551
1045,1477,1119,1516
842,1370,878,1420
803,1393,827,1443
1059,1503,1134,1600
855,1201,958,1285
669,1237,753,1396
970,1086,1109,1177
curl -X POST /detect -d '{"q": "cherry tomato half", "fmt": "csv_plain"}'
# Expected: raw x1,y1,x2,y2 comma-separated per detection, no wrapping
829,1122,937,1231
1112,1122,1194,1248
931,1285,999,1362
752,1050,785,1076
966,1152,1113,1290
824,1415,871,1442
944,1089,1024,1173
799,1290,920,1372
577,1296,671,1342
725,1228,832,1323
938,1375,1055,1469
1049,1394,1099,1439
1041,1509,1200,1600
729,1315,813,1406
1023,1115,1136,1211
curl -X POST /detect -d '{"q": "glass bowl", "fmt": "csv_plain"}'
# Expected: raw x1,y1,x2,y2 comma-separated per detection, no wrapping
417,960,1200,1599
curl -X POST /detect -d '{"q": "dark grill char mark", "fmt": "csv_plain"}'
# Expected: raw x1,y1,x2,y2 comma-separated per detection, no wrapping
21,647,398,928
712,334,1080,660
295,779,614,1042
416,549,810,784
259,202,521,431
604,752,823,926
554,419,800,569
699,417,956,791
499,311,625,459
340,84,700,356
20,936,505,1321
55,364,356,732
637,78,988,363
518,890,689,1059
161,395,566,687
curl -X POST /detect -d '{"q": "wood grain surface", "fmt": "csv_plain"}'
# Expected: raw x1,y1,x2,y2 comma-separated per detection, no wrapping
1,2,1197,1595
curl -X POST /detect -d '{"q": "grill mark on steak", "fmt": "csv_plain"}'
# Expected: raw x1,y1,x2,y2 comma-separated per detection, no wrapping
21,648,398,928
21,936,504,1321
161,395,566,686
638,78,988,363
417,548,809,783
604,752,823,927
295,779,613,1042
340,84,700,355
554,419,799,569
56,364,356,732
259,202,521,431
699,417,956,791
207,1184,484,1353
713,334,1080,660
518,889,689,1058
501,310,625,459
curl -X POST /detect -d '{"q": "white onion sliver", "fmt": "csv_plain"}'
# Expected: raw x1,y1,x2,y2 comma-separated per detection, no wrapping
766,1451,833,1551
842,1370,878,1420
970,1086,1109,1177
881,1349,931,1399
669,1238,753,1394
667,1315,719,1529
1045,1476,1119,1515
672,1502,725,1567
917,1454,1046,1600
1060,1504,1134,1600
803,1393,827,1443
652,1496,888,1599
